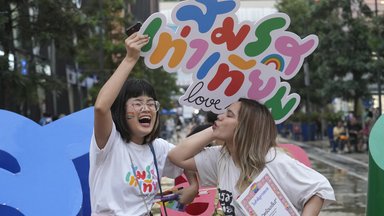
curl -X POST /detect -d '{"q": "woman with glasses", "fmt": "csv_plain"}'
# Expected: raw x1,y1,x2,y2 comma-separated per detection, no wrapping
89,33,198,216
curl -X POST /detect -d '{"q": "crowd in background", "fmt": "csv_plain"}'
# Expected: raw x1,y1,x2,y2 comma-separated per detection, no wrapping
160,111,219,144
39,105,381,155
278,107,381,154
161,108,380,153
331,107,381,153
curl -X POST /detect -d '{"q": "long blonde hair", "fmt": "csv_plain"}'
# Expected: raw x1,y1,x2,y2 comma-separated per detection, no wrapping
232,98,277,192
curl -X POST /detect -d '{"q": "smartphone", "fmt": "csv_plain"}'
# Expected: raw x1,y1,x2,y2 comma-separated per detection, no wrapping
154,193,179,203
125,22,142,36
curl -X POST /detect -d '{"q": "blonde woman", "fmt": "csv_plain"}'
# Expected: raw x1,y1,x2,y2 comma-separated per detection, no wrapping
168,98,335,215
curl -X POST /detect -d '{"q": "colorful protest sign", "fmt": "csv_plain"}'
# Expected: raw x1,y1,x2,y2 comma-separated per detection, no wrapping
138,0,319,123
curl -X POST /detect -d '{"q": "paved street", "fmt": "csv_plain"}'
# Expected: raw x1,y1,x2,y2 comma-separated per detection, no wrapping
278,137,368,216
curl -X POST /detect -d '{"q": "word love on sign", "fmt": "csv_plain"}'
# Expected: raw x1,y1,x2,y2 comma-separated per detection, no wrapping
139,0,318,123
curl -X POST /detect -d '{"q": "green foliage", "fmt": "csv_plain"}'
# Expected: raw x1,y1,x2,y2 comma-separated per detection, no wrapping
2,0,380,119
276,0,375,114
130,59,180,110
290,110,343,125
76,0,180,110
323,111,344,125
0,0,83,117
368,14,384,90
275,0,312,36
288,111,320,123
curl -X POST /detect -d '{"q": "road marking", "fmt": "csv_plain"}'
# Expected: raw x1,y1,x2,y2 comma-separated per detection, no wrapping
277,137,368,181
308,152,368,181
311,146,368,168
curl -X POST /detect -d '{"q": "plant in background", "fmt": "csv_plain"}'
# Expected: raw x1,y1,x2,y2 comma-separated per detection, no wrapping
323,111,344,126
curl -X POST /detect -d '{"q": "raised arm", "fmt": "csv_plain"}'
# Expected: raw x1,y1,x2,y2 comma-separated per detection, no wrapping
168,127,215,171
93,33,149,149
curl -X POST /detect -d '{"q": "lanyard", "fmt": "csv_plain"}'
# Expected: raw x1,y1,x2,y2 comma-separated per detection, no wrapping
149,143,169,216
129,143,169,216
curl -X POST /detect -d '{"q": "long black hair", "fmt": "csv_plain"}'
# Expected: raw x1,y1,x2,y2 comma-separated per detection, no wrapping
111,78,160,144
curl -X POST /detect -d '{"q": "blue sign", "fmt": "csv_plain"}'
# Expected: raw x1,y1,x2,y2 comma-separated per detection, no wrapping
0,108,93,216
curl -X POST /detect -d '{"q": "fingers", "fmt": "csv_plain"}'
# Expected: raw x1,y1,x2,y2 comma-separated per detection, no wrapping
125,33,149,49
124,33,149,61
127,32,138,40
176,187,198,205
125,37,149,56
136,37,150,46
127,32,145,43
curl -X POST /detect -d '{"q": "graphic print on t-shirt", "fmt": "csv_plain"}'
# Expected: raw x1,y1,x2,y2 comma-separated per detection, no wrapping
218,188,235,215
125,164,158,193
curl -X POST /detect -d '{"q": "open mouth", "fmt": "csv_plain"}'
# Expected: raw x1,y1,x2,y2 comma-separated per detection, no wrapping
139,116,151,125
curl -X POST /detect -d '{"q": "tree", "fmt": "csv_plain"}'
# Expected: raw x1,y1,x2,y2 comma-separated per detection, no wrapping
0,0,83,119
131,59,179,110
0,0,180,119
76,0,180,110
369,14,384,114
275,0,323,112
313,0,373,116
277,0,374,116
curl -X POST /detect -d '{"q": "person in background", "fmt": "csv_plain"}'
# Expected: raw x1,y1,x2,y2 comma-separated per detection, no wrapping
362,117,371,151
292,122,301,141
347,116,363,153
372,107,381,122
175,115,184,141
187,111,221,146
39,112,52,126
169,98,335,215
332,120,347,153
187,112,217,136
164,116,175,141
89,33,198,216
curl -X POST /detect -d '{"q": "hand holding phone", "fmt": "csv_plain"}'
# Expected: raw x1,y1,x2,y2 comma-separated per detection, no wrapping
125,22,142,36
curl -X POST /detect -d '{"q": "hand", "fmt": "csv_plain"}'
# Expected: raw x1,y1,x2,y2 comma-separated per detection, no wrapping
124,33,149,63
175,184,199,205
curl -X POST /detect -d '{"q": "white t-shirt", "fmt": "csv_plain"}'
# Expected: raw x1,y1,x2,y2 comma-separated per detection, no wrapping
89,123,183,216
195,146,335,215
